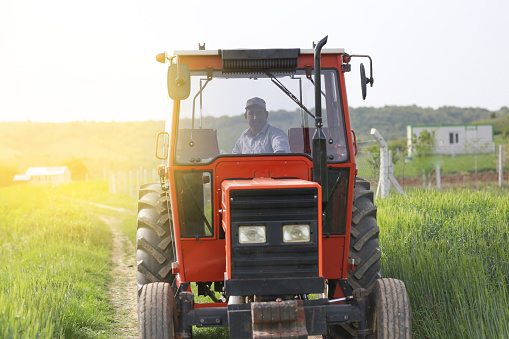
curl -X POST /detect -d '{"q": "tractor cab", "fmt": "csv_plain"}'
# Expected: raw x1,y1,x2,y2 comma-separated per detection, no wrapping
137,38,411,339
172,62,349,162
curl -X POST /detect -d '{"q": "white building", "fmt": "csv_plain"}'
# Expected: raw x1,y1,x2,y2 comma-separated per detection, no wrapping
13,166,71,186
407,124,494,156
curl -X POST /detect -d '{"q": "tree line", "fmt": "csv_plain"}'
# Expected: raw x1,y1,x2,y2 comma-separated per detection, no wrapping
1,105,506,185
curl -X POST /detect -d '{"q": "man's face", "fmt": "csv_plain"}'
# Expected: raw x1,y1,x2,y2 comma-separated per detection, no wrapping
245,106,268,135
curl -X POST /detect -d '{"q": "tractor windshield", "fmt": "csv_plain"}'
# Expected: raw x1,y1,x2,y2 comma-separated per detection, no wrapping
175,69,348,164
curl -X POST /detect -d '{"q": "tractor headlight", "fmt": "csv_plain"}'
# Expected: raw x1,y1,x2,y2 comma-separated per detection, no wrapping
283,225,310,243
239,226,266,244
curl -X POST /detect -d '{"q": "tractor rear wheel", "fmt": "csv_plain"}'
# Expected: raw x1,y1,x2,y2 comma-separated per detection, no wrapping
371,278,412,338
325,178,381,339
348,178,381,294
137,182,175,295
138,282,176,339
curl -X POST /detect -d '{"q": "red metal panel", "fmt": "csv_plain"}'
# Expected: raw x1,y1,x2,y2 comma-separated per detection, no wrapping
178,52,340,72
222,177,322,280
195,302,228,309
178,55,222,70
180,239,226,282
342,170,356,280
297,53,340,69
214,156,312,182
322,236,345,279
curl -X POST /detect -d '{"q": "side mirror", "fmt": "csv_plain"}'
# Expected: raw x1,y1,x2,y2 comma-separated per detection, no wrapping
167,64,191,100
352,56,373,100
360,63,368,100
360,63,375,100
155,132,169,160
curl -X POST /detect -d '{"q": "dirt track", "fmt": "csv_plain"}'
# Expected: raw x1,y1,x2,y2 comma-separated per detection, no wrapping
99,214,139,338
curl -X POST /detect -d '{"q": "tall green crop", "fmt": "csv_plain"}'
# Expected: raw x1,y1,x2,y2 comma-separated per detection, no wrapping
378,189,509,338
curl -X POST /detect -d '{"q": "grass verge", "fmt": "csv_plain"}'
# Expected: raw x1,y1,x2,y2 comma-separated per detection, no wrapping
0,185,114,338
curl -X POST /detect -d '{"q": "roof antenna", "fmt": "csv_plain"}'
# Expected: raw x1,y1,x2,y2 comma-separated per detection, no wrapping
198,43,205,50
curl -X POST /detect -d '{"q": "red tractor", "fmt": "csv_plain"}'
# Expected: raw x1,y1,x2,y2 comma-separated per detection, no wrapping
137,36,411,338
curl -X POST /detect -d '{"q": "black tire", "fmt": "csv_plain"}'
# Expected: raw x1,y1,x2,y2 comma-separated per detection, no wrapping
348,178,381,294
138,282,176,339
137,182,175,295
371,278,412,338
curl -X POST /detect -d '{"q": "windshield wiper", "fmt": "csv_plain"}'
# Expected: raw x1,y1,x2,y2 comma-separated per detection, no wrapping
306,77,327,100
264,71,315,119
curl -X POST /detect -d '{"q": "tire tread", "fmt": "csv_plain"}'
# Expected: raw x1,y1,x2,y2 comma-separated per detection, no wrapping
136,182,175,295
374,278,412,338
347,178,381,294
138,282,175,338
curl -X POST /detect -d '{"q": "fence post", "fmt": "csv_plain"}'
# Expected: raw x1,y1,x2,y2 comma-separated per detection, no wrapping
499,145,503,188
436,165,441,190
136,170,140,196
389,151,405,195
371,129,389,198
129,170,133,197
380,146,389,198
371,128,404,198
123,171,128,195
111,171,116,194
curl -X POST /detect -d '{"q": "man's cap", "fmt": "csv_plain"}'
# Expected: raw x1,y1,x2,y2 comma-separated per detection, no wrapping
245,97,266,110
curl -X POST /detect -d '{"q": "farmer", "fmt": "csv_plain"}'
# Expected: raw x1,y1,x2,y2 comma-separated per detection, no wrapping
232,97,290,154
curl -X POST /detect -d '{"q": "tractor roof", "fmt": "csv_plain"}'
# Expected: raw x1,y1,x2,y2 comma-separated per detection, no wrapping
171,48,345,58
169,48,346,72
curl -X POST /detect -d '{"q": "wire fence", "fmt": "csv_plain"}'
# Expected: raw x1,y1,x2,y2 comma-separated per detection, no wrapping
355,139,379,185
106,143,507,197
106,168,158,198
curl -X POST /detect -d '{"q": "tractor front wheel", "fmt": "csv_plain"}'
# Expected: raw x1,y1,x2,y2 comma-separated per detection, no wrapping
138,282,176,339
371,278,412,338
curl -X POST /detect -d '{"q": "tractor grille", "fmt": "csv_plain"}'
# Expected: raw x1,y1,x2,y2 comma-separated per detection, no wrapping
229,188,317,222
229,188,319,279
221,49,299,72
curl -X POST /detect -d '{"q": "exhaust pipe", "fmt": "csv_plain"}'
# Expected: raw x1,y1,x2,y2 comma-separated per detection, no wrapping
312,36,329,205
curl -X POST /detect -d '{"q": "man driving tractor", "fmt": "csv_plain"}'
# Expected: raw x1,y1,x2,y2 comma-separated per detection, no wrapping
232,97,290,154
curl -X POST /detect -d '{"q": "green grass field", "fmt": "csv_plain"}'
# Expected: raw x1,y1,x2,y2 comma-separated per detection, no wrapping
378,188,509,338
1,182,508,338
0,185,115,338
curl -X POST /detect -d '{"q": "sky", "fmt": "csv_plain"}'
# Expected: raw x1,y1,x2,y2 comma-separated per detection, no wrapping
0,0,508,122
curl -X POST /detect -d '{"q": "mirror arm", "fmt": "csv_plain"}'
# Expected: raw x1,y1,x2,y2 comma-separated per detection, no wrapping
349,54,374,86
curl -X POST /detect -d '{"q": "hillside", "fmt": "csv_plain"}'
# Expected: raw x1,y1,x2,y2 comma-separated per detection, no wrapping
0,105,505,183
349,105,492,140
0,121,165,181
470,106,509,136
